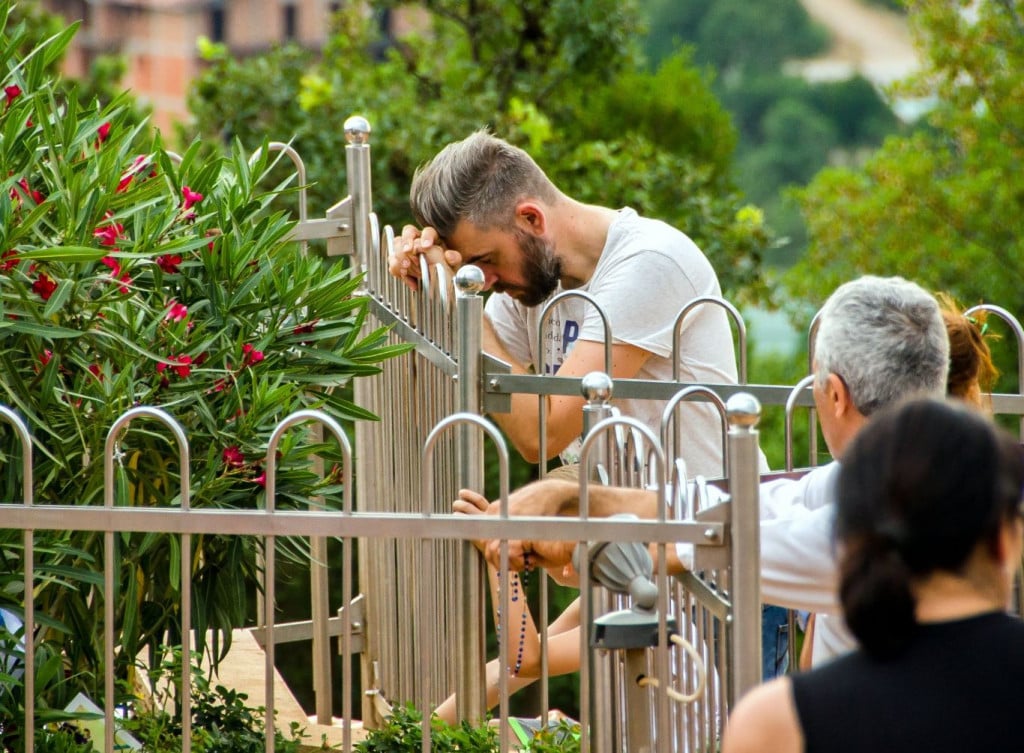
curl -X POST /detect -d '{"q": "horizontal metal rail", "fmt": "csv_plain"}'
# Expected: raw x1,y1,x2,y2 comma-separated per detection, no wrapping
0,505,724,545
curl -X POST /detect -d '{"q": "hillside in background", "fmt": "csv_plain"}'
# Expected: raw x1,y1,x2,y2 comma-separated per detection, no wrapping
793,0,918,88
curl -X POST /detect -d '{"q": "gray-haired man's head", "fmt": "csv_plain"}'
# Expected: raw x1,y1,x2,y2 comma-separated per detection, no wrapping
814,276,948,416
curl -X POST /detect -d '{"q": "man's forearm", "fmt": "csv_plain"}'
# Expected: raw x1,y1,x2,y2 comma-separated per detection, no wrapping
508,479,660,519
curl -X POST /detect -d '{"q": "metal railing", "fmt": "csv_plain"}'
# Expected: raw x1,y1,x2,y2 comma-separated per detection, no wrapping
5,115,1024,751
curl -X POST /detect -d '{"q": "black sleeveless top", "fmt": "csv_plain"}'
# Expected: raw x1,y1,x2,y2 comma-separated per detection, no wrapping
790,612,1024,753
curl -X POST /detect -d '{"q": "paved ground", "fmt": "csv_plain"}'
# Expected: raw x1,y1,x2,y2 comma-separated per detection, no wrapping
791,0,920,86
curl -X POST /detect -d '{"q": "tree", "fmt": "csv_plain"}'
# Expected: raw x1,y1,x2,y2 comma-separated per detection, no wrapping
695,0,829,75
186,0,772,301
787,0,1024,320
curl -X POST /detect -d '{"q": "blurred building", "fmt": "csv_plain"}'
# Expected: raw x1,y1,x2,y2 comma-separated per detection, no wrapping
41,0,404,133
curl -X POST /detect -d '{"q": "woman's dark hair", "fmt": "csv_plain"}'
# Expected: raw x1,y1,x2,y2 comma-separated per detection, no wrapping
835,398,1024,658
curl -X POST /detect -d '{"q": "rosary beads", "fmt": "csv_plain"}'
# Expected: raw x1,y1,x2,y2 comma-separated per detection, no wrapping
497,551,532,676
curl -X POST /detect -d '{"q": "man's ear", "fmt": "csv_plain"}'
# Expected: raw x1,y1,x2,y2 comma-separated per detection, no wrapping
514,201,547,236
825,373,853,418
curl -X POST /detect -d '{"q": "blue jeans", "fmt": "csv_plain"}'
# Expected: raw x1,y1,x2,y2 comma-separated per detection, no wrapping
762,604,789,680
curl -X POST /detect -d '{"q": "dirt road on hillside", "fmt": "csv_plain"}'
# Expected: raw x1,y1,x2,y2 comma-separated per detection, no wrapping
794,0,920,86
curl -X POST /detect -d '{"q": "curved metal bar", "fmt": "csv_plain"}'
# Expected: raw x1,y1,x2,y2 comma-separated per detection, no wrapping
0,407,33,749
262,407,357,510
418,252,432,336
536,291,614,473
249,142,308,224
382,225,404,319
673,296,748,384
784,375,817,472
660,385,729,479
262,408,353,747
103,406,191,752
422,413,510,749
965,303,1024,438
578,416,669,752
103,406,192,508
368,211,381,295
805,310,823,467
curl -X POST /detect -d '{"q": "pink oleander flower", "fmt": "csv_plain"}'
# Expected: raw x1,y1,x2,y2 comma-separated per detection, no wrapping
39,349,53,366
173,354,191,377
252,471,266,487
118,273,132,294
4,85,20,108
157,254,182,274
182,186,203,210
10,178,44,205
157,354,192,379
100,256,121,276
293,320,318,335
117,153,154,191
0,250,18,272
88,363,103,381
96,122,111,143
32,273,56,300
94,223,124,247
165,301,188,322
242,343,264,366
222,446,245,469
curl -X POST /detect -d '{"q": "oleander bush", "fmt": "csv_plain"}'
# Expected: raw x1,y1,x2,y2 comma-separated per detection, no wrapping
0,1,407,738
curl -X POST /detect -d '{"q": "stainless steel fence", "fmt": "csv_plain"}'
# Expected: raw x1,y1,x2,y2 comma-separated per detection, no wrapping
0,399,760,752
5,116,1024,751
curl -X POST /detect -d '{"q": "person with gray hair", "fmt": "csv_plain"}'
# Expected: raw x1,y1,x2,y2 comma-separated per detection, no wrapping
475,275,950,666
388,129,742,478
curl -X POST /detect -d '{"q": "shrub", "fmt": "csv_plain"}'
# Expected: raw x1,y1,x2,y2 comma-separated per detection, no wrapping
0,0,407,720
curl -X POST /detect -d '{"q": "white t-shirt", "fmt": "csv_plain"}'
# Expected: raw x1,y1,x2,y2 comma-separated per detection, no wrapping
486,208,739,479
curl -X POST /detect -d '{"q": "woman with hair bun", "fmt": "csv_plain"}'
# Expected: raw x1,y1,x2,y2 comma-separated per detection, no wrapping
723,398,1024,753
937,292,999,408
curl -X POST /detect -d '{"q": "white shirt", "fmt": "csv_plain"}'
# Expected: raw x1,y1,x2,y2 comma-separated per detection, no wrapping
677,462,856,664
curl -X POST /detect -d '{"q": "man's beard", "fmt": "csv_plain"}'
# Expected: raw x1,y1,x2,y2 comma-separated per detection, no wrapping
505,230,561,307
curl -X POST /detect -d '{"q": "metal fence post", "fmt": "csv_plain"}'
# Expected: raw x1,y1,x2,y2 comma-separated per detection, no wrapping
455,266,487,722
344,116,372,274
581,371,614,482
725,393,762,701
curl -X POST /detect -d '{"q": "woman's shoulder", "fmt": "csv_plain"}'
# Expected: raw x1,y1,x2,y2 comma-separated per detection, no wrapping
722,677,803,753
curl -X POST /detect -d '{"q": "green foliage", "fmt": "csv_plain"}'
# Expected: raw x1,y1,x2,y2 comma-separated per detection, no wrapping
1,0,407,711
0,624,104,753
354,704,498,753
353,704,581,753
7,1,149,127
186,0,772,302
638,0,904,273
787,0,1024,323
6,725,94,753
567,48,737,180
643,0,828,73
121,653,307,752
524,718,582,753
694,0,829,74
739,99,838,203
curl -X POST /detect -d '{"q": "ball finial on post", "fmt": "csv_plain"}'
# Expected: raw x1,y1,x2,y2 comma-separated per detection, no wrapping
455,265,486,296
343,116,372,145
581,371,614,403
726,392,761,430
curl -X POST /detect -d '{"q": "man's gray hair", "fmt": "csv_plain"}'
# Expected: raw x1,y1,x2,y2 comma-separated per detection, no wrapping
814,276,948,416
410,130,559,241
